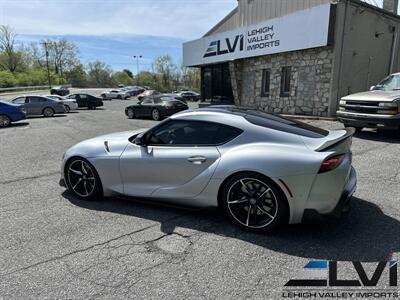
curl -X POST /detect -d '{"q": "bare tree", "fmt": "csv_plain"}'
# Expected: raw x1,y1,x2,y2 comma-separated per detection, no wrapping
44,39,79,78
0,25,21,73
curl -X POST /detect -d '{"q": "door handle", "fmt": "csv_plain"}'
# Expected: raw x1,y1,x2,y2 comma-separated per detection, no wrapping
187,156,207,164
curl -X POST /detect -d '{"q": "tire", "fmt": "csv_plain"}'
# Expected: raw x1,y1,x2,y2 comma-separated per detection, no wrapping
117,95,122,100
43,107,55,117
220,172,288,233
65,157,102,201
0,115,11,128
64,105,71,113
101,94,107,100
127,108,136,119
151,108,161,121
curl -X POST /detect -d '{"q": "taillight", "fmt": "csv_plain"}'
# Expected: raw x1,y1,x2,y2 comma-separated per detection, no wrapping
319,155,345,173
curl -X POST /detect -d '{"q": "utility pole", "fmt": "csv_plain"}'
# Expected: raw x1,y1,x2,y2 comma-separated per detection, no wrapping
133,55,142,85
42,42,52,89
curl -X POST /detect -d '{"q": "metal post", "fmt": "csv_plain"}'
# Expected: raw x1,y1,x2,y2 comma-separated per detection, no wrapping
43,42,52,89
134,55,142,85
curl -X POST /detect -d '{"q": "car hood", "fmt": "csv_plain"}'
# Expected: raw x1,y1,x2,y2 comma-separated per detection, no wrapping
66,129,148,158
342,90,400,102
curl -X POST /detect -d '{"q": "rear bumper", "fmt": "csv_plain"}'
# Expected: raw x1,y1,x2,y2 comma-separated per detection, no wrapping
337,111,400,129
303,167,357,220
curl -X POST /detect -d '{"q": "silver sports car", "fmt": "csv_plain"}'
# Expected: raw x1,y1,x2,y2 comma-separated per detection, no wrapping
60,106,357,232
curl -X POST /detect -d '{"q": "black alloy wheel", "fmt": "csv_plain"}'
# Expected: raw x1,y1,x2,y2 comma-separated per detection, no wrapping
221,172,288,233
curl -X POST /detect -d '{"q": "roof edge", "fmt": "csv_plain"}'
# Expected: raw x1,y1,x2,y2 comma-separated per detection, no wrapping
203,6,239,37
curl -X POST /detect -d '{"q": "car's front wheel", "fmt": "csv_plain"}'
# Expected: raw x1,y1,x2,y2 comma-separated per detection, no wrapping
65,157,102,200
220,172,288,233
64,105,70,113
127,108,136,119
0,115,11,128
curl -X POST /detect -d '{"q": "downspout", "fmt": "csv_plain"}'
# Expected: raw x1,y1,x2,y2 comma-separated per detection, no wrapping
389,25,398,74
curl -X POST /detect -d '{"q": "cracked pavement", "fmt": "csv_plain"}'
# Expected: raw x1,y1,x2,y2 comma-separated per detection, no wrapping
0,99,399,299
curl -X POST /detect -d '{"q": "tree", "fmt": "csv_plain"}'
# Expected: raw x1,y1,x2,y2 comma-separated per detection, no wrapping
0,25,22,73
45,39,79,78
153,55,178,91
112,71,133,86
87,61,112,87
123,69,133,79
65,64,87,87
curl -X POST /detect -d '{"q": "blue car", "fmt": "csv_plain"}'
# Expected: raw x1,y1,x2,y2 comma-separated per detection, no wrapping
0,101,26,128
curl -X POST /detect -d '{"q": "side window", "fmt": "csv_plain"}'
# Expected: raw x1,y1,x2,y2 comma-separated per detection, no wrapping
147,120,242,146
261,69,270,97
80,94,87,99
280,67,291,97
28,97,46,103
67,95,76,99
12,97,26,104
141,99,153,105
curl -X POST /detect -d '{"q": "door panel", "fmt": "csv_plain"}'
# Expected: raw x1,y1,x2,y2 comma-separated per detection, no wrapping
120,144,220,198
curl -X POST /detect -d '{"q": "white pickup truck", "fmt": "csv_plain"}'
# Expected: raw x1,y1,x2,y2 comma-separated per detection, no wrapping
337,73,400,132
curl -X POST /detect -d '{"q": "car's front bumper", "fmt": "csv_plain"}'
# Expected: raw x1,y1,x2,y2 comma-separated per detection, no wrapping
337,111,400,129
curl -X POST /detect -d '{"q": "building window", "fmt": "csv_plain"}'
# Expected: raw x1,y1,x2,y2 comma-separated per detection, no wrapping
280,67,291,97
261,69,270,97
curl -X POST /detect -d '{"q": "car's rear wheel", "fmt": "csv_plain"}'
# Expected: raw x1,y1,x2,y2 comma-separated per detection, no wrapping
43,107,55,117
0,115,11,128
64,105,70,113
127,108,136,119
65,157,102,201
151,108,161,121
220,172,288,233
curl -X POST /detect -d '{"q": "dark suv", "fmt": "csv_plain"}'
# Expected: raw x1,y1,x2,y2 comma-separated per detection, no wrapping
50,86,70,96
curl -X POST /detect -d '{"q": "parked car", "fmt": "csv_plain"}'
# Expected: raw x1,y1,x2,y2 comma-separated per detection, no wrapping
65,94,103,109
124,87,145,97
50,86,70,96
0,101,26,127
337,73,400,131
178,91,201,102
10,95,65,117
162,93,187,104
137,90,160,101
101,89,130,100
60,106,356,233
125,95,188,121
44,95,78,113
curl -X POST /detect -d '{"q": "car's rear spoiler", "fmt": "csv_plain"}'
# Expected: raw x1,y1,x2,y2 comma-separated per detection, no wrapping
314,128,355,152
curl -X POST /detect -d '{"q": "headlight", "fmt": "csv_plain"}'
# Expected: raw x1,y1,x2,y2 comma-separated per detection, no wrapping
339,100,346,105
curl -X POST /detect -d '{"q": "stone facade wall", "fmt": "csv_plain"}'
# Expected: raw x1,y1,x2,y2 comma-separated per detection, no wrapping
231,47,334,117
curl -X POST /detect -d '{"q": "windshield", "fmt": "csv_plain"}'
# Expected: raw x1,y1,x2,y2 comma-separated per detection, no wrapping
374,74,400,91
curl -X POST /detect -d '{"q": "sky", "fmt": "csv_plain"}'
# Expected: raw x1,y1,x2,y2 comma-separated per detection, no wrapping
0,0,238,71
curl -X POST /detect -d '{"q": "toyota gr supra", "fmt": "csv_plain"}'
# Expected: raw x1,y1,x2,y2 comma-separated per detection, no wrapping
60,107,357,232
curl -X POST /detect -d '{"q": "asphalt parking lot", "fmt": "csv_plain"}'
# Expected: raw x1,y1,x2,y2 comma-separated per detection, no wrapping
0,97,399,299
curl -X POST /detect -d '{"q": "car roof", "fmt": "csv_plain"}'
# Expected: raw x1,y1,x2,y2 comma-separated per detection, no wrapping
172,106,329,138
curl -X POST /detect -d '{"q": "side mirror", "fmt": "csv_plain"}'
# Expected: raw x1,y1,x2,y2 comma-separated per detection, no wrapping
370,86,375,91
134,134,146,146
